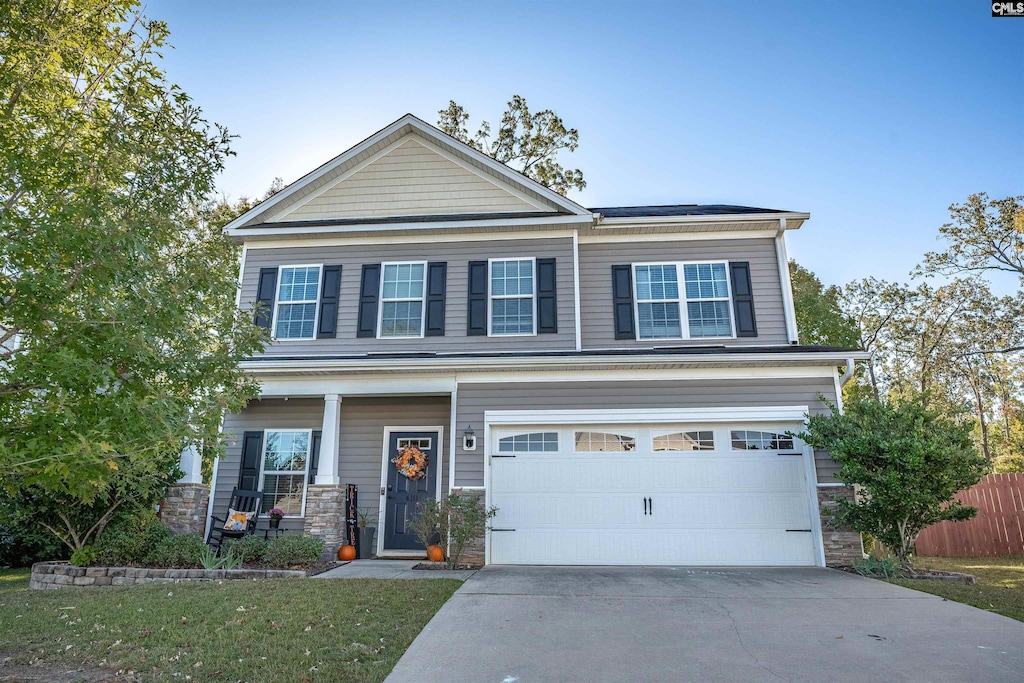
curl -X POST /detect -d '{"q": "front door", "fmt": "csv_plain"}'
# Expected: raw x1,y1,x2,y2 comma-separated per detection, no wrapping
383,431,439,551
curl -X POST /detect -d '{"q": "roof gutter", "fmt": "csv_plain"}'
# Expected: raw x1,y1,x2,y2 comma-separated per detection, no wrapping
839,358,857,386
240,350,872,374
594,212,810,227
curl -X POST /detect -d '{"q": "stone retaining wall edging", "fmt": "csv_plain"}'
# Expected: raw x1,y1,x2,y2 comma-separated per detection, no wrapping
30,563,305,589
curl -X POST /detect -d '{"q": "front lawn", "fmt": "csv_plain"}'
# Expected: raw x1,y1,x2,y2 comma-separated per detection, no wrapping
890,555,1024,623
0,568,460,682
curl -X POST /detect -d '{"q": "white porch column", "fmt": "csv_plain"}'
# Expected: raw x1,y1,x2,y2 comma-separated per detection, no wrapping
177,443,203,485
315,394,341,486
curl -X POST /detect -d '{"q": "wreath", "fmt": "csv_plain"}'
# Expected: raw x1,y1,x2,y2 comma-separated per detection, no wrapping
392,445,429,480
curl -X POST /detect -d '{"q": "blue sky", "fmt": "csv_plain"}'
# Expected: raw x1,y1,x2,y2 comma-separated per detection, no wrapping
149,1,1023,291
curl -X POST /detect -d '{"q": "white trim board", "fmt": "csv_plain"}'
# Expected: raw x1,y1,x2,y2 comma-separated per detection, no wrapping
253,365,838,398
244,230,577,250
234,214,592,239
484,406,811,426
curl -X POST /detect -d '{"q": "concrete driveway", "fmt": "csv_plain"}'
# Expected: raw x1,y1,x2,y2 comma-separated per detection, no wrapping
385,566,1024,683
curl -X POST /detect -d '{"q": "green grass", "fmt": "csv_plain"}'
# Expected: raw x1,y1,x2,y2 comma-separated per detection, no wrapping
0,568,460,682
890,555,1024,623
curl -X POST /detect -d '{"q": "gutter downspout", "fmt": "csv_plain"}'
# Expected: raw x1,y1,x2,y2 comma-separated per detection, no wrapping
839,358,856,386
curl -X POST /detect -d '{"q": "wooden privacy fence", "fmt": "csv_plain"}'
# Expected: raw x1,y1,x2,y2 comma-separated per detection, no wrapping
915,473,1024,557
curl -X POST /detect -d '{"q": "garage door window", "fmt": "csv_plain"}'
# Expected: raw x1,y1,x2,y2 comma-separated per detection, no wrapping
652,430,715,451
574,431,637,452
498,432,559,452
730,430,795,451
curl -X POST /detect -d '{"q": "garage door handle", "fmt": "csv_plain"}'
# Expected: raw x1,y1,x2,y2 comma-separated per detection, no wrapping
786,529,812,532
649,497,652,515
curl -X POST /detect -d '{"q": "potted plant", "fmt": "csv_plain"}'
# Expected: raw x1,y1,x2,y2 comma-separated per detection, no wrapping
267,508,284,529
357,506,377,559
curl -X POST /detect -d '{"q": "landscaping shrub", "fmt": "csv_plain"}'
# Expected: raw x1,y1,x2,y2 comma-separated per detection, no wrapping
854,556,901,579
69,545,97,567
0,522,68,567
93,511,172,566
223,535,268,565
264,534,324,569
144,533,205,568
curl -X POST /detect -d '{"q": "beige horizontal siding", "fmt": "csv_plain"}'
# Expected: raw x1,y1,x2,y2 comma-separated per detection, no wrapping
278,138,537,221
578,239,789,349
218,396,451,524
454,377,839,487
242,237,576,356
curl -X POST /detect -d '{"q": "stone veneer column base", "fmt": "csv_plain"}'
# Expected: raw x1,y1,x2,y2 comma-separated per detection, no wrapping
160,483,210,536
455,489,486,566
818,486,865,567
303,485,345,559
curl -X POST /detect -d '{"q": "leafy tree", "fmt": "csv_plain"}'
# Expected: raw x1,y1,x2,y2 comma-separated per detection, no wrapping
921,193,1024,287
438,96,585,195
0,1,265,547
800,396,987,569
788,260,859,347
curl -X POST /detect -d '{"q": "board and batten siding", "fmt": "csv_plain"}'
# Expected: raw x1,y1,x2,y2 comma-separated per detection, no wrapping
218,396,451,524
578,238,789,348
242,237,576,356
454,377,840,487
277,138,538,222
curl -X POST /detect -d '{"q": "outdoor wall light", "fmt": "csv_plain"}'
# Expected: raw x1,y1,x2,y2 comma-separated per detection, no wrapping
463,425,477,451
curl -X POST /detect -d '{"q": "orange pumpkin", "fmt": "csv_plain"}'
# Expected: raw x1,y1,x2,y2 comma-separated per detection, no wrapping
426,544,444,563
338,545,357,561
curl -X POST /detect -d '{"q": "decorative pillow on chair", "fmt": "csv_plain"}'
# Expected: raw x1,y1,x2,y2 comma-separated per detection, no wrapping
223,508,255,532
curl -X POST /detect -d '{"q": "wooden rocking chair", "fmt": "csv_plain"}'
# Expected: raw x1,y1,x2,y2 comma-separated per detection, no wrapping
207,488,264,552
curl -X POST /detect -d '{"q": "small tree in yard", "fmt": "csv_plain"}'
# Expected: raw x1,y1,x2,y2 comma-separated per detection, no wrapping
411,492,497,569
800,396,987,570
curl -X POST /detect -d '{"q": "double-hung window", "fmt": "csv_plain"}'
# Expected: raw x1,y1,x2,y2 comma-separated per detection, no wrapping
634,262,734,339
490,258,535,335
275,265,322,340
379,262,426,337
260,430,310,516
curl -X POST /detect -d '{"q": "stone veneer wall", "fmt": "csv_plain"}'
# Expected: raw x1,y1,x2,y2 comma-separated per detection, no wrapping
456,489,486,566
303,485,345,559
30,563,305,590
160,483,210,536
818,486,865,567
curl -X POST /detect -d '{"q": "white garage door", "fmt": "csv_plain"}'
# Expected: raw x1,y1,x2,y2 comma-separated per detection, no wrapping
489,424,818,566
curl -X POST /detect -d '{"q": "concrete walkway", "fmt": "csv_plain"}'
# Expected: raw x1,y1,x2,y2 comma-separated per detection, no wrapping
386,566,1024,683
314,559,477,580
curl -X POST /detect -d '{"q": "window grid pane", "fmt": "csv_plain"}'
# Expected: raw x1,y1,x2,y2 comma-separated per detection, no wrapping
381,301,423,337
279,266,321,303
262,431,309,516
574,431,637,452
653,431,715,451
687,301,732,338
638,302,681,339
498,432,559,452
275,302,316,339
380,263,425,337
730,430,795,451
490,260,535,335
492,298,534,335
635,265,679,301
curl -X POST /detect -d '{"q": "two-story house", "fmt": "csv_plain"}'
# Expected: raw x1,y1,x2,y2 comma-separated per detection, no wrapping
186,114,866,568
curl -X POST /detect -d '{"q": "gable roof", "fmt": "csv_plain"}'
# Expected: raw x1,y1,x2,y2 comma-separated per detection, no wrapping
223,114,591,235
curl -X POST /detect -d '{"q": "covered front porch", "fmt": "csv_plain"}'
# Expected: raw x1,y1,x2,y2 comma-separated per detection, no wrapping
204,378,456,559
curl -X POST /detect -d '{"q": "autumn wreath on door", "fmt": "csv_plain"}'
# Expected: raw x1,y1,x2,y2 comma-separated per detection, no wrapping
392,445,428,480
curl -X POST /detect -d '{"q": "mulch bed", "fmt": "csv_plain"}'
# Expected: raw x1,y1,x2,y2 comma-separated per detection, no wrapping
305,560,345,576
411,562,480,570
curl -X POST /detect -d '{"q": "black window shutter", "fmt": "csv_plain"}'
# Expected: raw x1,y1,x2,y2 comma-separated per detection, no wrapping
254,268,278,330
611,265,636,340
308,430,322,485
729,261,758,337
238,431,264,491
536,258,558,334
467,260,488,336
357,264,381,338
425,262,447,337
317,266,342,339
